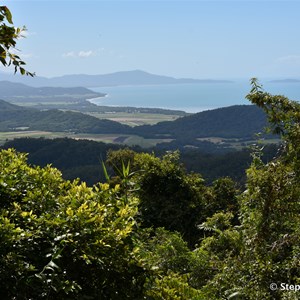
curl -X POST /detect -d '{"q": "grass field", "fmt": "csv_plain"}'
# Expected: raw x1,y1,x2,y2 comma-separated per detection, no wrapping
0,131,173,148
9,100,183,126
197,137,280,150
0,130,279,150
86,112,181,126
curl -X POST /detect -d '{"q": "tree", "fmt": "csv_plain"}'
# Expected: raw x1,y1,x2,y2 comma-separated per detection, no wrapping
0,149,148,299
106,149,210,247
0,149,205,299
195,79,300,299
0,6,33,76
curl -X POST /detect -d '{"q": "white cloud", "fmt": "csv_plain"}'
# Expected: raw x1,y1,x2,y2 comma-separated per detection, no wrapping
78,50,93,57
63,50,95,58
63,51,76,58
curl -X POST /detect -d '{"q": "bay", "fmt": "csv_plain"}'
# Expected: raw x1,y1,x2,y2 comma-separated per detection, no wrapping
90,81,300,113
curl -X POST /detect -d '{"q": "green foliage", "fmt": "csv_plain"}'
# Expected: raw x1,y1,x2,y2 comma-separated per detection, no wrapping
195,80,300,299
128,151,207,246
136,228,204,299
190,212,242,296
137,228,192,274
0,148,206,299
0,149,147,299
203,177,239,222
0,6,33,76
145,271,203,300
2,137,126,185
106,149,241,247
4,136,279,186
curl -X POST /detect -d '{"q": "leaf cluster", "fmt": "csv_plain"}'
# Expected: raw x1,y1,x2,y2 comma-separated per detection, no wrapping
0,6,34,76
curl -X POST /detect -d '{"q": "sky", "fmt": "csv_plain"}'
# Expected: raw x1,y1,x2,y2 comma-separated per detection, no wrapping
2,0,300,79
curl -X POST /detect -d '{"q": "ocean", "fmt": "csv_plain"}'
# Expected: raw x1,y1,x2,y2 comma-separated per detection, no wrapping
90,81,300,113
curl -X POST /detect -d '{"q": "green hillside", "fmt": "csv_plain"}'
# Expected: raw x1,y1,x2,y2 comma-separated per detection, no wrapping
0,99,131,133
0,100,273,150
133,105,268,139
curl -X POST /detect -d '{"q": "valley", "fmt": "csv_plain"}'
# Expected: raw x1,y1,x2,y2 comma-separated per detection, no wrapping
0,79,280,185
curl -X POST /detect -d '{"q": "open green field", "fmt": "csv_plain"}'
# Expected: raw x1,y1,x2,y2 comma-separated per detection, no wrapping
0,131,279,150
86,112,181,126
0,131,173,148
197,137,280,150
10,101,183,126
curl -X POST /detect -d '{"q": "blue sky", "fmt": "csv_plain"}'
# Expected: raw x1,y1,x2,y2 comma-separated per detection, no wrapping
3,0,300,79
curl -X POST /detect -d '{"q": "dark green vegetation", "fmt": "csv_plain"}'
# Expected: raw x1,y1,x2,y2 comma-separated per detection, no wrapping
135,104,268,139
1,81,300,299
0,99,131,133
2,138,130,185
2,137,278,186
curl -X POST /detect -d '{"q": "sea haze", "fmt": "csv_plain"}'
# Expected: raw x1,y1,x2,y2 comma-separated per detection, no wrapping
90,81,300,113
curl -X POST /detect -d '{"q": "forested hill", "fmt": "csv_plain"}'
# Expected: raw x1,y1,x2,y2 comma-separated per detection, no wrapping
0,99,29,111
0,99,131,133
133,105,268,139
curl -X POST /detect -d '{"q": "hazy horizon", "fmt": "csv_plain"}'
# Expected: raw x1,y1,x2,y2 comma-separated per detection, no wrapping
1,69,299,83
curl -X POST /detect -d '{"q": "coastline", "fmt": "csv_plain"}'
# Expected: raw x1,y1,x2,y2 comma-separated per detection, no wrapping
86,93,108,104
86,81,300,114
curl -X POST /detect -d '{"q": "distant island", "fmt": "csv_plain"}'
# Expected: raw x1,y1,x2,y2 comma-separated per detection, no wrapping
269,79,300,83
0,70,233,88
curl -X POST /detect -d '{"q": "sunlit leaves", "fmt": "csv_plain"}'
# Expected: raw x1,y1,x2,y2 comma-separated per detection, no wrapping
0,149,143,298
0,6,34,76
0,6,13,24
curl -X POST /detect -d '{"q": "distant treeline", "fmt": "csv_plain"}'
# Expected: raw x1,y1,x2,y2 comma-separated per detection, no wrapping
2,137,279,186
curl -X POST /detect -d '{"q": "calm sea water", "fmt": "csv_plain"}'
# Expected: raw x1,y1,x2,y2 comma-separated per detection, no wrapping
90,81,300,113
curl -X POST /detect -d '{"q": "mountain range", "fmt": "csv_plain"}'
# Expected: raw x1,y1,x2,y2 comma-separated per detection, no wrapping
0,70,232,88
